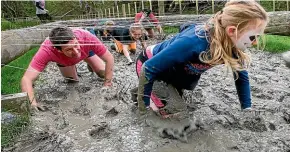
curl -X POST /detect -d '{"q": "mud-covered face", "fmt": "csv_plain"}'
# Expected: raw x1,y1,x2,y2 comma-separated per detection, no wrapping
130,30,142,40
235,30,261,51
60,38,81,58
228,20,266,51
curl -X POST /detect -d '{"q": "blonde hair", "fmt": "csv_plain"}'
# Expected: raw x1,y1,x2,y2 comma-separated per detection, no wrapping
129,23,144,33
201,0,268,73
105,20,115,26
103,20,115,35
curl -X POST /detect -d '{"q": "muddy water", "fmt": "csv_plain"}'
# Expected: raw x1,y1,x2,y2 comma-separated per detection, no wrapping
5,40,290,152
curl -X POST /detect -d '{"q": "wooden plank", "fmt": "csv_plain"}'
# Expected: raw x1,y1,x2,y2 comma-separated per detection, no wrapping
179,0,182,14
122,4,126,18
273,0,275,12
117,5,120,18
287,0,289,11
1,92,28,102
196,0,199,15
1,92,30,114
212,0,214,14
128,3,131,17
134,2,137,14
158,0,165,16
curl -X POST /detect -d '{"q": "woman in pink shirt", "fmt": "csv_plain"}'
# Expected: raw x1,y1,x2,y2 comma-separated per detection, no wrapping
135,9,163,38
21,27,114,111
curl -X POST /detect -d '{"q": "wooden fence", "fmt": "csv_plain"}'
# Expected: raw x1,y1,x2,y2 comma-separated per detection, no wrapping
76,0,290,19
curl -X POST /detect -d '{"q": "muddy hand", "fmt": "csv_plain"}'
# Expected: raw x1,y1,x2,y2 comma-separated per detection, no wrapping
100,86,110,95
31,102,48,112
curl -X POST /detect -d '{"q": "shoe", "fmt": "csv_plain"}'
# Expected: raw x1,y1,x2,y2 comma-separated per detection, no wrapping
130,87,138,106
243,107,252,112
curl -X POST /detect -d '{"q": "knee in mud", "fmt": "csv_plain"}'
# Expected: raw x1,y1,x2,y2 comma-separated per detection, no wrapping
96,70,105,78
130,87,138,105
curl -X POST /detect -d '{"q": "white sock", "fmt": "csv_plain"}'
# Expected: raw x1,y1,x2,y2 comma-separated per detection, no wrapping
127,57,133,62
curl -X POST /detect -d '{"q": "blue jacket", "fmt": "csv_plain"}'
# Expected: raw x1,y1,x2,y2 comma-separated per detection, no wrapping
140,24,251,109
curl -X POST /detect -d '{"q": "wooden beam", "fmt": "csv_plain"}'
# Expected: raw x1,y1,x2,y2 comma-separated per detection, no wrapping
1,92,30,114
1,92,28,102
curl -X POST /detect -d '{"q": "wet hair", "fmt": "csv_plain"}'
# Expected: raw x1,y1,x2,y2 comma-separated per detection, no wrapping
104,20,115,34
129,23,144,33
141,9,152,17
49,26,75,50
200,0,268,73
105,20,115,26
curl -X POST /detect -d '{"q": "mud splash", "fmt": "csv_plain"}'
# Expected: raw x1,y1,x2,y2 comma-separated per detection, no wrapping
3,41,290,151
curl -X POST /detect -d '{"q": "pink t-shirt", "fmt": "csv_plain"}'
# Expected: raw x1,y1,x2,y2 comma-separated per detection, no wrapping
30,29,107,72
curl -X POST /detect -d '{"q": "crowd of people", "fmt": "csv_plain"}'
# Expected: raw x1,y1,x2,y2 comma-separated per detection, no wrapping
23,1,289,119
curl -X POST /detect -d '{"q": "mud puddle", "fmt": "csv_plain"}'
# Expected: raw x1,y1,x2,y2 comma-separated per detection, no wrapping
3,39,290,151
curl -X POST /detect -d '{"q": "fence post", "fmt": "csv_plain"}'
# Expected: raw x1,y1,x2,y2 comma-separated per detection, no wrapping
98,11,100,19
158,0,165,16
105,9,107,18
122,4,126,18
287,0,289,11
101,10,103,18
196,0,199,15
128,3,131,17
273,0,275,12
134,2,137,14
141,0,144,9
149,0,152,10
179,0,182,14
212,0,214,14
117,5,120,18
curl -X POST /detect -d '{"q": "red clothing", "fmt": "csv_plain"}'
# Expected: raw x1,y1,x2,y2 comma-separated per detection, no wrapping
135,12,159,26
30,29,107,72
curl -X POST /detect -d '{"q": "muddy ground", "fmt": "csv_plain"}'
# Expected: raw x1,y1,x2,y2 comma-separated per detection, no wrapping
3,38,290,152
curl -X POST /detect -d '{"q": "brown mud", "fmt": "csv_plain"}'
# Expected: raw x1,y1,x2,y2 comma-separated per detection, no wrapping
3,39,290,152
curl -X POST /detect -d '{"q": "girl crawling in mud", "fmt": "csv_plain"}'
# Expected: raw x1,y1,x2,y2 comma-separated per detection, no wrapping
134,0,269,117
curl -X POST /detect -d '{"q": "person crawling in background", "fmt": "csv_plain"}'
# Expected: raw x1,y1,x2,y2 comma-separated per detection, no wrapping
87,20,116,42
110,23,149,65
135,9,163,38
133,0,269,118
86,20,116,72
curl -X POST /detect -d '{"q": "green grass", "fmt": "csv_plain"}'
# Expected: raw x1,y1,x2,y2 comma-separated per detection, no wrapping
163,26,179,34
263,35,290,53
163,26,290,53
1,19,40,31
1,113,30,148
1,47,38,148
1,47,39,94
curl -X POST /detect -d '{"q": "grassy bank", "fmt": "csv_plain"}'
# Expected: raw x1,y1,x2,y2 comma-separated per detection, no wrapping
1,19,41,31
1,47,38,148
163,26,290,53
1,47,39,94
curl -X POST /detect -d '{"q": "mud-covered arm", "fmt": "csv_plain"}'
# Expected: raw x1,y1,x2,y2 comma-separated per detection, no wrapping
234,70,252,109
137,37,203,111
